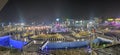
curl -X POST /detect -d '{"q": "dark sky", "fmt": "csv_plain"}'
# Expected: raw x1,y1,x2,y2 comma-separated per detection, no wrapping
0,0,120,23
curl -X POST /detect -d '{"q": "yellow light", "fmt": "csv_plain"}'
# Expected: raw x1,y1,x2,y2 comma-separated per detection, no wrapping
107,19,113,21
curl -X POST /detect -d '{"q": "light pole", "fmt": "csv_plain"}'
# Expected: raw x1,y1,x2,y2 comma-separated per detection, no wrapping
89,27,96,55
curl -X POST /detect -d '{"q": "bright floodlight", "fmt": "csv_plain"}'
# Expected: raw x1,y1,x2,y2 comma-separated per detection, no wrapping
21,23,25,25
81,39,85,41
56,18,60,21
89,22,92,24
33,40,36,44
77,39,80,41
24,38,27,42
75,21,79,23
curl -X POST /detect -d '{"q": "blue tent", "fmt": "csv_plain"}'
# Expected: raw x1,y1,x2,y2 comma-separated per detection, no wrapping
0,36,27,49
9,39,27,49
43,41,89,50
43,38,111,50
0,36,10,47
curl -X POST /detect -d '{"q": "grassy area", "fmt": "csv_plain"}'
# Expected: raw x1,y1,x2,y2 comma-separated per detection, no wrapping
72,31,90,38
0,47,22,55
9,49,22,55
31,33,64,39
0,47,10,51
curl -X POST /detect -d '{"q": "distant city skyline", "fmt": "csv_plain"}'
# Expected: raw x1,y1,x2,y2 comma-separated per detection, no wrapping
0,0,120,23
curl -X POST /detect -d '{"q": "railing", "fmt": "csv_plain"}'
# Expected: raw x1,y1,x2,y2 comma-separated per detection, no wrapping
97,33,120,45
97,37,113,43
23,40,34,50
41,40,49,50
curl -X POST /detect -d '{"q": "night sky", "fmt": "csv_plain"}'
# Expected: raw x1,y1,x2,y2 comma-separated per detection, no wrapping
0,0,120,24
